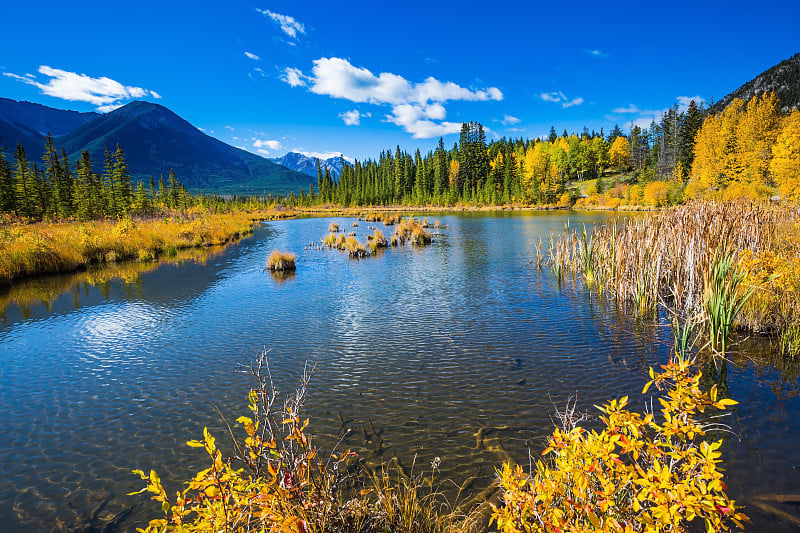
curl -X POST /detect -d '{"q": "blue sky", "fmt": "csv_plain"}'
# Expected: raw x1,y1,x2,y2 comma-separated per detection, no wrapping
1,0,797,161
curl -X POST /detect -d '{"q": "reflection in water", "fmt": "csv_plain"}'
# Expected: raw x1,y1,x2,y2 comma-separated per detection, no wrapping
0,213,798,532
0,246,224,322
269,270,297,285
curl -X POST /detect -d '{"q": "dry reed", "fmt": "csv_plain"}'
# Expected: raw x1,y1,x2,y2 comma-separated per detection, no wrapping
551,200,800,354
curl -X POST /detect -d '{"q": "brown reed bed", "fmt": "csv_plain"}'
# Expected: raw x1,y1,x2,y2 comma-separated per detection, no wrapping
551,200,800,355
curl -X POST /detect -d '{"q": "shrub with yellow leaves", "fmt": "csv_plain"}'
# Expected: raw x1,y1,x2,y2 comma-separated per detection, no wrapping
131,352,459,533
493,357,748,532
130,356,361,532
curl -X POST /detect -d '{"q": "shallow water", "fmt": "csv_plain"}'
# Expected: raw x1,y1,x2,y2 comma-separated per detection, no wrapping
0,211,798,531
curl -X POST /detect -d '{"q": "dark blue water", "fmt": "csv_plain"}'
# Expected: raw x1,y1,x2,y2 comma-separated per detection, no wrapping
0,212,797,531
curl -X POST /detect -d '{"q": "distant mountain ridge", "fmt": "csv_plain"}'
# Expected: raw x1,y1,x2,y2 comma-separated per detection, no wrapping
270,151,350,178
708,53,800,114
0,98,313,195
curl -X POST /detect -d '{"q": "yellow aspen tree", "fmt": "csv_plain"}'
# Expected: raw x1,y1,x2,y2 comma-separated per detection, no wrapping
688,99,742,198
521,144,537,195
531,142,550,194
770,109,800,200
734,91,780,186
609,136,630,171
448,160,460,188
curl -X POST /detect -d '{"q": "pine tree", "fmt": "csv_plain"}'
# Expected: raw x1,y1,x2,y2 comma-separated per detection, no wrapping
13,144,37,218
113,144,133,214
0,143,15,213
679,100,704,170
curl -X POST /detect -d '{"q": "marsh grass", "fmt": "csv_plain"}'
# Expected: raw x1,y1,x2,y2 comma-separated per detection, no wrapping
0,246,221,316
552,200,799,354
702,250,758,353
0,208,287,286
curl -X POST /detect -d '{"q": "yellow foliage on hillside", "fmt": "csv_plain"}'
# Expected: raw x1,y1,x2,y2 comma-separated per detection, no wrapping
771,110,800,200
688,92,780,199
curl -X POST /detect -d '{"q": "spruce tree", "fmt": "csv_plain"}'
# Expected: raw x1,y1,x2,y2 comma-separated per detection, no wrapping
113,144,133,214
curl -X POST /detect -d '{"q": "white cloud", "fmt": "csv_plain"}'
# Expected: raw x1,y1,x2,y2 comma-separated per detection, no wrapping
587,49,608,57
244,51,260,60
253,139,283,154
506,127,527,132
4,65,160,111
339,109,363,126
501,114,521,126
540,91,583,109
225,125,234,131
562,97,583,108
248,67,266,81
612,104,640,114
256,9,305,39
387,103,463,138
281,67,308,87
284,57,502,138
540,91,566,103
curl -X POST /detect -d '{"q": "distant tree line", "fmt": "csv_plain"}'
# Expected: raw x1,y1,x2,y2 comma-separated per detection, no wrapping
284,102,710,207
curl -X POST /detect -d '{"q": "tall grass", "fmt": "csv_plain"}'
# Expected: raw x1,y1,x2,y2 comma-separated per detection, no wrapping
0,207,291,286
552,200,799,353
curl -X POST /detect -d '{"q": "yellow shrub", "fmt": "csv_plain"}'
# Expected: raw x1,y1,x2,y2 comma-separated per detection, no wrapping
493,357,748,532
642,181,669,207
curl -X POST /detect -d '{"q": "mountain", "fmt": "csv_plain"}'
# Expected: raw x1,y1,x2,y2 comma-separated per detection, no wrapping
270,151,350,179
0,98,313,195
0,97,99,159
708,53,800,114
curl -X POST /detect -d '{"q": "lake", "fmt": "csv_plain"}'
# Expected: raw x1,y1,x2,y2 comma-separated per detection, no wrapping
0,211,798,531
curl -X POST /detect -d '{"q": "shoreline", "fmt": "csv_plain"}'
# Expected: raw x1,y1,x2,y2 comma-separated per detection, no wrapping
0,202,664,288
0,208,296,288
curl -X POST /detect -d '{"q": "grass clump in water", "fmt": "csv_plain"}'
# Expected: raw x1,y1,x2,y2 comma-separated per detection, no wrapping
345,236,369,259
266,250,296,272
395,218,432,246
372,229,388,248
329,221,340,233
